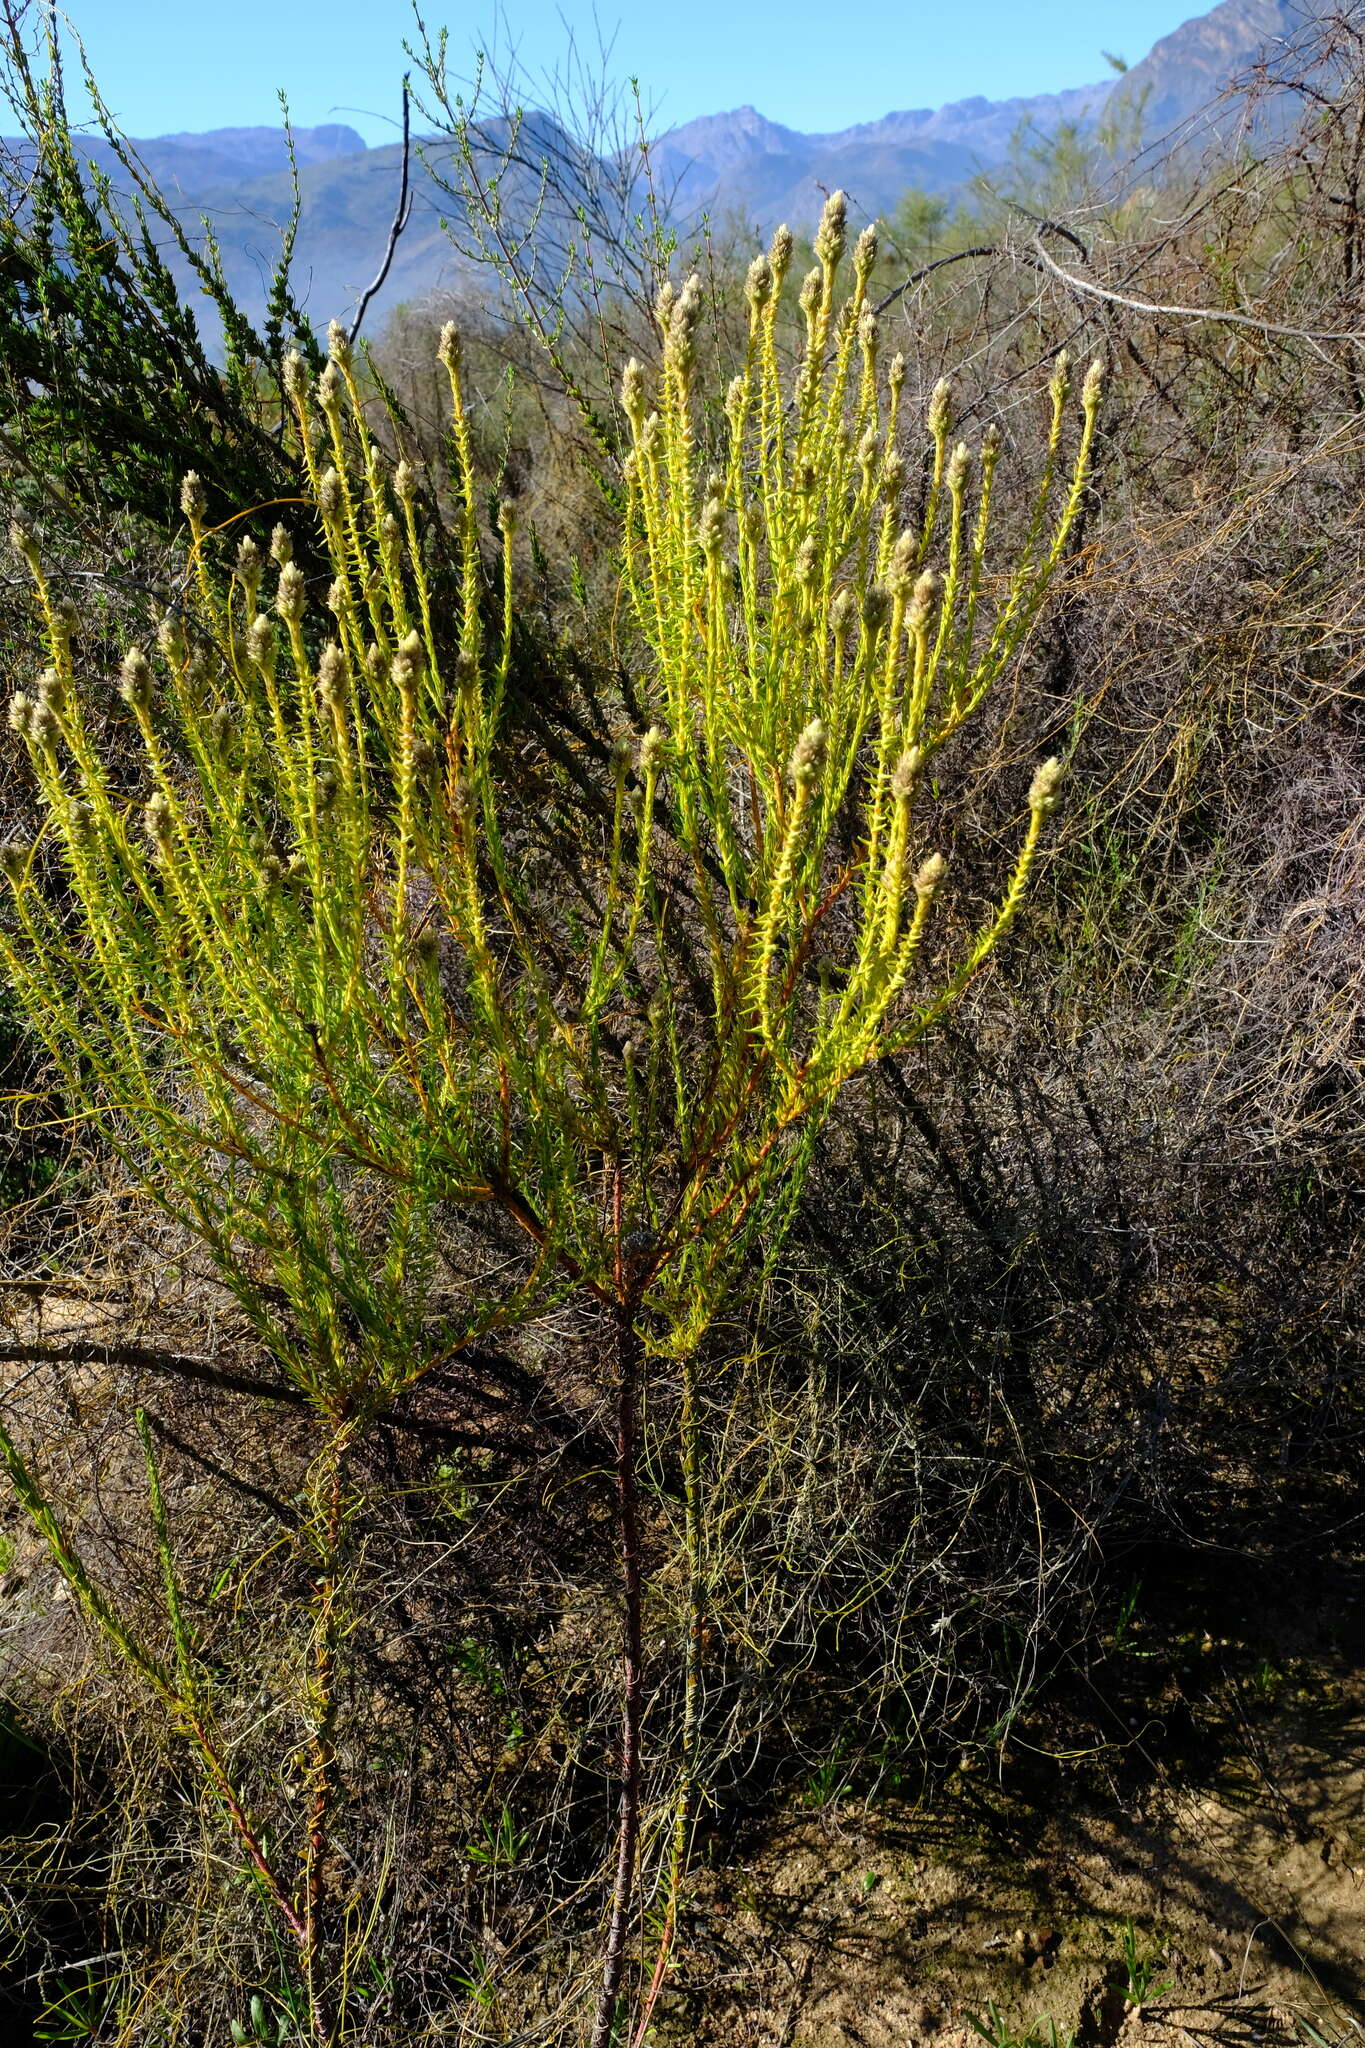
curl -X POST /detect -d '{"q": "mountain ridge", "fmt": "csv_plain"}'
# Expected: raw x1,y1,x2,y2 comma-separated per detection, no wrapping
3,0,1316,335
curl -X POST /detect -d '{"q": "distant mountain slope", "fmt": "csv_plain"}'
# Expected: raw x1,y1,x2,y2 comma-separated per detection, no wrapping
649,79,1115,228
646,106,984,228
1119,0,1307,135
65,121,368,196
2,0,1321,336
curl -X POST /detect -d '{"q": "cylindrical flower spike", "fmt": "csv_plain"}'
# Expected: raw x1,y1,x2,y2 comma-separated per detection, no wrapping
621,358,647,427
745,254,773,311
392,629,425,683
907,569,944,629
862,584,891,639
276,563,306,625
318,470,344,522
813,189,848,268
8,520,39,571
794,535,818,589
437,321,463,372
247,615,276,676
157,617,187,665
666,275,704,380
28,703,57,749
890,746,923,801
143,792,172,850
1029,756,1065,813
0,840,31,885
789,718,828,790
120,648,154,714
317,644,345,709
915,850,947,898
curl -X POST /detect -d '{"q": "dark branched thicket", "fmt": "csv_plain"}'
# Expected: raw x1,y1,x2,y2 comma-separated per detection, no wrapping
0,0,320,544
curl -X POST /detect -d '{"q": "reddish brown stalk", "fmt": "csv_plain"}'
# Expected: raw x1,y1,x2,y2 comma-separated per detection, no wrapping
487,1167,615,1306
187,1712,307,1943
630,1905,677,2048
300,1438,348,2045
591,1172,646,2048
775,862,859,1011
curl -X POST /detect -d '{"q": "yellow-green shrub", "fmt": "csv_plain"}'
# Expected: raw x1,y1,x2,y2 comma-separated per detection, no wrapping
0,192,1100,2042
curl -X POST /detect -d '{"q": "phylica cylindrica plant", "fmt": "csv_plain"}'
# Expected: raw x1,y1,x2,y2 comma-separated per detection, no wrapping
3,224,1099,1358
0,208,1100,2037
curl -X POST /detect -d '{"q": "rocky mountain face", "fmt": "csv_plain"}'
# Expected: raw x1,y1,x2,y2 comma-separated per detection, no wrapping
1118,0,1306,135
99,121,369,193
2,0,1317,337
647,79,1115,228
649,0,1318,226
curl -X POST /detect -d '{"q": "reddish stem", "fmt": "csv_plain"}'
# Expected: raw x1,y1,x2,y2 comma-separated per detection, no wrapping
590,1289,645,2048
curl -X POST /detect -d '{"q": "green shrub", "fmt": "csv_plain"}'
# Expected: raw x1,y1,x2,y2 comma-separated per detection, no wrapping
0,191,1100,2041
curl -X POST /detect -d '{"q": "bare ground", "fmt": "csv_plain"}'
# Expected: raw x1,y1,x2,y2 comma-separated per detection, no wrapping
1,1291,1361,2046
662,1561,1365,2048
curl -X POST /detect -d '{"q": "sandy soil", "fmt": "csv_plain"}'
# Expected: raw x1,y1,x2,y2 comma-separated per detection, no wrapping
2,1290,1361,2046
662,1567,1365,2047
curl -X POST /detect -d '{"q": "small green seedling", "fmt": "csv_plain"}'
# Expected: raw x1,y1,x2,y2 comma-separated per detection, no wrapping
966,2002,1075,2048
1120,1918,1172,2004
227,1982,304,2048
452,1951,499,2010
465,1802,528,1867
228,1988,295,2045
33,1967,121,2045
801,1742,852,1809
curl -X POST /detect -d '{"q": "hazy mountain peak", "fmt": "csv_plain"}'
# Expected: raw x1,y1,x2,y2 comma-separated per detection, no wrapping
1120,0,1313,133
61,120,371,199
655,104,806,168
146,122,367,166
12,0,1322,337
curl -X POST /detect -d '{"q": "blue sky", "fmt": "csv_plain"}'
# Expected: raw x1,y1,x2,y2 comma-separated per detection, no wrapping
53,0,1200,144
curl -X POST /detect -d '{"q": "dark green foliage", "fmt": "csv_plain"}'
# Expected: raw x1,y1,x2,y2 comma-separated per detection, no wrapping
0,2,319,541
